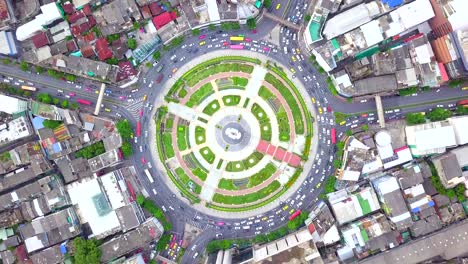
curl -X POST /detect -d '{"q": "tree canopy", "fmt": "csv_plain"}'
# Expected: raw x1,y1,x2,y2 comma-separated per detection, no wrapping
247,18,256,30
405,112,426,125
427,107,452,122
73,237,101,264
121,141,133,158
116,119,133,139
127,38,137,50
43,120,63,129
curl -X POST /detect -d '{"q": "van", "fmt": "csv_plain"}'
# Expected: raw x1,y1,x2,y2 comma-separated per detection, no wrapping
283,47,288,54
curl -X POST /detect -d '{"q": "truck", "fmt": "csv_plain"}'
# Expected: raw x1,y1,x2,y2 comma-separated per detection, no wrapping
144,169,154,183
21,85,37,91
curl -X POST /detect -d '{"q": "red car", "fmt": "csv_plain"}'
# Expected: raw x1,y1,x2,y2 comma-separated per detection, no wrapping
245,37,252,42
361,113,369,118
327,106,332,112
223,41,229,46
198,35,206,40
141,157,146,164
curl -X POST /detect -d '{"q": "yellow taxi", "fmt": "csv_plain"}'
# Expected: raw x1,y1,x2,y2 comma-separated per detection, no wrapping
318,107,323,114
199,41,206,46
104,108,111,112
291,56,296,62
95,90,99,94
276,3,281,9
311,97,316,104
262,216,268,221
339,120,346,126
282,205,289,211
290,68,296,74
462,87,468,90
143,95,147,101
289,209,295,214
296,48,301,54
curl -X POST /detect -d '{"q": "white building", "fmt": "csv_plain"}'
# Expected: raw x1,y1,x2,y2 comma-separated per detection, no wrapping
16,3,62,41
0,31,17,56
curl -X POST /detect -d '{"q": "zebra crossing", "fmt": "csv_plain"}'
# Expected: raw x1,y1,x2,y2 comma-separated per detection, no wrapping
126,98,144,118
187,220,208,230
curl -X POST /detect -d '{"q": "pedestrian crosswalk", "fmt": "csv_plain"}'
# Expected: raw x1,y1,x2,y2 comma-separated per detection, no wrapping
126,98,144,118
187,220,208,230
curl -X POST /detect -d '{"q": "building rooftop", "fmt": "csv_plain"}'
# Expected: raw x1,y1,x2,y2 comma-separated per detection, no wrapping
405,120,457,156
328,187,380,225
0,116,33,147
395,164,424,189
100,218,163,263
30,244,65,264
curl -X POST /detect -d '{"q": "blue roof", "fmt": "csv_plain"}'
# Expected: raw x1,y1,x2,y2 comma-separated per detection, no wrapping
32,116,45,130
428,200,435,207
382,0,403,8
60,244,67,254
412,207,420,213
52,142,62,153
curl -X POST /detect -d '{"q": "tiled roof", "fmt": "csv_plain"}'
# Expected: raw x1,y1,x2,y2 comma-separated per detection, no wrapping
80,45,95,58
68,12,85,24
87,15,96,27
428,0,452,38
149,2,163,16
116,61,137,81
66,41,78,52
32,32,50,48
430,36,452,64
152,12,177,29
0,0,8,20
62,3,74,14
140,5,152,19
82,4,92,15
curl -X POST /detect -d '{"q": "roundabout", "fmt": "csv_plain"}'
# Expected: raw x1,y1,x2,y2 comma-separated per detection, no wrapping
153,54,315,213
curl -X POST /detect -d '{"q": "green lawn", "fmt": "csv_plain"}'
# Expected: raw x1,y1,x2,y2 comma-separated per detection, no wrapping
247,163,276,188
276,107,290,141
186,63,254,87
162,133,175,158
195,126,206,144
176,125,189,151
232,77,248,87
200,147,215,164
222,95,241,106
185,83,214,107
192,167,208,181
202,100,221,115
175,167,202,194
258,86,275,101
226,152,264,172
166,118,174,129
218,178,239,190
178,88,188,98
265,73,304,134
251,103,272,141
212,180,281,205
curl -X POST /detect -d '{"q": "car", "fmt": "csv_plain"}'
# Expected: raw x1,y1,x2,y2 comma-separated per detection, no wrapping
95,90,99,94
462,87,468,90
316,182,322,188
291,56,296,62
340,121,346,125
327,106,332,112
65,95,71,98
199,41,206,46
193,252,199,259
276,3,281,9
311,97,316,104
139,146,143,152
318,107,323,114
256,226,263,230
262,216,268,221
119,95,126,100
282,205,289,210
141,157,146,164
104,108,111,112
143,95,147,101
217,222,225,226
215,233,223,238
289,209,295,214
199,35,206,40
290,68,296,74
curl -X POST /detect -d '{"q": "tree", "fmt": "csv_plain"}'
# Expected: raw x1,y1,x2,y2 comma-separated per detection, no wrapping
361,124,369,131
145,62,152,68
332,159,342,169
66,74,76,82
106,34,120,43
37,93,52,104
20,61,29,71
133,21,141,31
61,100,69,108
52,97,60,105
106,57,119,65
35,66,44,74
304,14,311,23
121,141,133,158
156,234,171,251
23,91,31,97
65,35,73,41
405,112,426,125
345,129,352,136
152,51,161,60
247,18,256,30
2,58,11,64
427,107,452,122
324,176,336,194
192,28,201,36
71,102,79,110
208,24,216,31
263,0,271,8
456,105,468,115
43,120,63,129
127,38,137,50
287,211,308,230
136,194,145,205
116,119,133,139
73,237,101,264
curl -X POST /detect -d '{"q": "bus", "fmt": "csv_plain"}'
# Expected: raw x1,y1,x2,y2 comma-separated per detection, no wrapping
155,65,164,73
136,121,141,137
230,45,244,50
289,210,301,221
77,99,92,105
230,36,244,42
144,169,154,183
457,99,468,107
21,85,36,91
331,128,336,144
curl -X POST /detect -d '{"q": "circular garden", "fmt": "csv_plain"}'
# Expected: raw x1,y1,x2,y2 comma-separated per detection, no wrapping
154,56,313,212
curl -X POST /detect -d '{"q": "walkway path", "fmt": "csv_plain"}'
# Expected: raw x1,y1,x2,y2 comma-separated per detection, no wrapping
241,66,268,109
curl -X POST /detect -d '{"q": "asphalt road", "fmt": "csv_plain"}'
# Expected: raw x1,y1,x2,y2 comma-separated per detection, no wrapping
0,5,467,262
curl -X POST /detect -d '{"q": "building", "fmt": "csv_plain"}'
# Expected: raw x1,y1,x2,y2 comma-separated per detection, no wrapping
431,147,467,189
0,31,17,56
252,228,323,263
19,207,81,253
405,120,457,156
67,170,140,240
327,187,380,225
15,3,62,41
0,95,28,116
29,244,67,264
0,116,34,147
372,176,413,230
152,12,177,29
305,201,340,246
99,217,163,263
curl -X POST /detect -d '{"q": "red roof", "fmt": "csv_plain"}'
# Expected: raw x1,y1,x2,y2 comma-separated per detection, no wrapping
438,62,449,82
95,38,108,51
152,12,177,29
98,49,113,60
87,15,96,27
116,61,137,81
68,11,85,24
307,223,316,234
82,31,96,42
71,25,81,37
62,3,74,14
82,4,92,15
31,32,50,48
66,40,78,52
95,38,113,61
79,22,91,33
140,5,152,19
149,2,163,16
81,45,95,58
